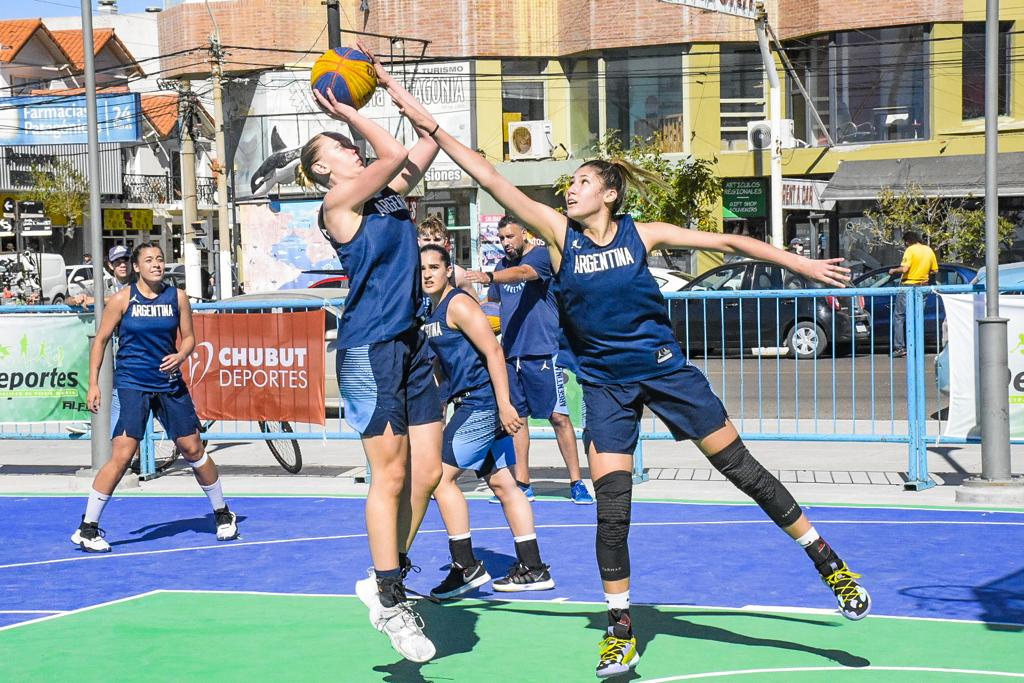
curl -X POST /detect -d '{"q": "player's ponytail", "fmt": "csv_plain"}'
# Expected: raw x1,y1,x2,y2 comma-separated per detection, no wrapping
297,134,333,190
580,158,670,214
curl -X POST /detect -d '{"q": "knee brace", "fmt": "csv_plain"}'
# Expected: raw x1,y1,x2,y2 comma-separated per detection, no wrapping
711,438,802,528
594,470,633,581
187,452,209,469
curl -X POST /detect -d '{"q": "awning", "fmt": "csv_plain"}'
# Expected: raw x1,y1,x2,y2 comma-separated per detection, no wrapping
820,152,1024,201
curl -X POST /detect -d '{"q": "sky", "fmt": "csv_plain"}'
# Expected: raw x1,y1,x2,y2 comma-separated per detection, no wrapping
0,0,162,21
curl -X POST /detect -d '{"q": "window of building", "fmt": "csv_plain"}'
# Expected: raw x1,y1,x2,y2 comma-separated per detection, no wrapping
605,48,684,152
564,58,600,157
501,60,546,159
962,22,1012,120
719,45,766,150
787,26,928,146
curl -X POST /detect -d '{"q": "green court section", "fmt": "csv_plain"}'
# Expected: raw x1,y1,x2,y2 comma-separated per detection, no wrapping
2,592,1022,682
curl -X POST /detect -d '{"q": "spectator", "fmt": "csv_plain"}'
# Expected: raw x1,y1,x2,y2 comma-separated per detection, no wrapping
888,231,938,358
464,215,594,505
417,215,473,291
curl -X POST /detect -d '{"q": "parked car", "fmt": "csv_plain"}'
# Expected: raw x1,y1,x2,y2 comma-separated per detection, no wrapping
0,252,67,303
935,262,1024,394
649,267,694,292
672,260,871,359
164,263,215,300
221,288,345,414
66,264,114,299
853,263,977,350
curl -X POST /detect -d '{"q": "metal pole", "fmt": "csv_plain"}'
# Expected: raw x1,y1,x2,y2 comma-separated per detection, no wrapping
755,10,784,249
211,38,232,299
82,0,112,471
326,0,341,49
979,0,1012,480
180,82,202,299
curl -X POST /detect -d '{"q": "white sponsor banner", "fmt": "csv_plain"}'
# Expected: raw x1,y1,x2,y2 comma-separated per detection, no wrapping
941,293,1024,439
658,0,758,19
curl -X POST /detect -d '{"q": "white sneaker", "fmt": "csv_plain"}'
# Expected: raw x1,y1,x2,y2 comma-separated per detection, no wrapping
66,422,91,435
374,602,436,663
70,520,111,553
214,508,239,541
355,569,383,626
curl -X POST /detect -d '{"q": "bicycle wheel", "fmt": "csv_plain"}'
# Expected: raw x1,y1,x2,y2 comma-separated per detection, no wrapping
258,420,302,473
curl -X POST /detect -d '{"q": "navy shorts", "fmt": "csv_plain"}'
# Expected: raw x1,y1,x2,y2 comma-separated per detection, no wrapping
581,363,729,454
442,390,515,478
338,327,443,437
506,354,569,419
112,384,201,442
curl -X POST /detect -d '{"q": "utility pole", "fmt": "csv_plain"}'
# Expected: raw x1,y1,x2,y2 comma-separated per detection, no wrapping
754,4,784,249
211,37,232,299
326,0,341,49
180,82,203,299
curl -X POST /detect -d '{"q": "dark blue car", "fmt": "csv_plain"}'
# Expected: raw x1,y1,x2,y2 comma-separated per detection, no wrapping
853,263,977,351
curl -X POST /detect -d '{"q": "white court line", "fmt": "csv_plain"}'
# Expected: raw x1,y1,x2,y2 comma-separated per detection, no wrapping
0,590,161,632
5,518,1024,572
639,667,1024,681
0,610,65,614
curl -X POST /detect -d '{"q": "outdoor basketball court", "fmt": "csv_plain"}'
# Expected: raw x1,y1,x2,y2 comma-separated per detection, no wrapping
2,494,1022,681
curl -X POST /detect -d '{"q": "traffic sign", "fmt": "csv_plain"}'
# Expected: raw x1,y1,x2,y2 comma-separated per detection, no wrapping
18,200,44,219
20,216,53,237
1,197,16,219
0,217,13,236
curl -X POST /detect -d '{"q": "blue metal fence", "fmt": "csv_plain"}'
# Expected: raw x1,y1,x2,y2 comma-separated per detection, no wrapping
2,285,1020,488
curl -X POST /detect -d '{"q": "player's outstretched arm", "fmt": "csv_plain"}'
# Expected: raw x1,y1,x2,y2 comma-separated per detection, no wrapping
638,221,851,288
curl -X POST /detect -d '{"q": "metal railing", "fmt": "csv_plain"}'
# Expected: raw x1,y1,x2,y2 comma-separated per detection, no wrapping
122,173,174,204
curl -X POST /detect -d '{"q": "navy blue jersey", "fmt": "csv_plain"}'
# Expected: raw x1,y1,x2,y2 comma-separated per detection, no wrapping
115,283,183,392
423,289,491,400
557,214,685,383
319,188,420,348
490,246,559,358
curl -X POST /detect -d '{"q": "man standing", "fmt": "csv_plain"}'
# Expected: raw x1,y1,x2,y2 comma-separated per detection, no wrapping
889,231,938,357
465,216,593,504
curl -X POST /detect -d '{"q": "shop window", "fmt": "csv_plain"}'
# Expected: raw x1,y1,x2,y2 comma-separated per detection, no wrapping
962,22,1011,120
787,36,832,146
720,45,765,150
501,59,546,159
605,48,684,152
565,58,600,157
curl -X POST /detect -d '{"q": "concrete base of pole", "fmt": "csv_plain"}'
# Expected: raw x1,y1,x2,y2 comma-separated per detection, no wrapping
955,476,1024,505
74,467,140,490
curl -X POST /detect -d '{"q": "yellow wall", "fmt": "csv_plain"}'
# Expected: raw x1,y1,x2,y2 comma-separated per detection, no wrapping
475,60,504,163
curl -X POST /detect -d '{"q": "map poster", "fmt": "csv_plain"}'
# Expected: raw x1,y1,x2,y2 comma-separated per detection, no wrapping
239,199,341,292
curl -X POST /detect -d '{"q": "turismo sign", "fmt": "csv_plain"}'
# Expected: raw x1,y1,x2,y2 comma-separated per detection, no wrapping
0,93,141,145
656,0,758,19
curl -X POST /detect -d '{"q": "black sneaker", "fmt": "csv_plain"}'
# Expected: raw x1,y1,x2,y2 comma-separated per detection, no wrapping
70,517,110,553
492,562,555,592
822,562,871,620
430,560,491,600
214,507,239,541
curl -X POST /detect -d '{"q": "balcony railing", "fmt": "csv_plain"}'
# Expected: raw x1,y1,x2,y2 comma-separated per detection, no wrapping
121,174,217,205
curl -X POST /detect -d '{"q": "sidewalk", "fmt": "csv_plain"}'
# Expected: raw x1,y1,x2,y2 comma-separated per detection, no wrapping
1,434,1021,509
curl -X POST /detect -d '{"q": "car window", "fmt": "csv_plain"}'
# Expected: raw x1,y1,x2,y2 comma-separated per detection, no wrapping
936,269,965,286
690,265,746,291
652,275,667,288
751,264,785,290
783,270,807,289
858,270,897,288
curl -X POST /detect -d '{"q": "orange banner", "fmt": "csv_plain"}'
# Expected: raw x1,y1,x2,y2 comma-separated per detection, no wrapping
184,311,325,425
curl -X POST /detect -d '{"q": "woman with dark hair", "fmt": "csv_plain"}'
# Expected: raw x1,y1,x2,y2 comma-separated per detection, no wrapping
383,75,871,679
71,242,238,552
295,51,443,662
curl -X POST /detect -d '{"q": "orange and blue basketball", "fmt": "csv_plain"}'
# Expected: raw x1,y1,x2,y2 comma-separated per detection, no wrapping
310,47,378,110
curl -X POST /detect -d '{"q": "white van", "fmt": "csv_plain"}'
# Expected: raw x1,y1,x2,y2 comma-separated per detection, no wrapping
0,252,68,303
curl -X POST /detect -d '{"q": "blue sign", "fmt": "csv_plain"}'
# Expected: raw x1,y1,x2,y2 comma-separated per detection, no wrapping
0,93,142,145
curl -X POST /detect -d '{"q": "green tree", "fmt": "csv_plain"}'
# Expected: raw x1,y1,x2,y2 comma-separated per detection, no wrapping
25,161,89,230
553,131,722,232
864,183,1014,266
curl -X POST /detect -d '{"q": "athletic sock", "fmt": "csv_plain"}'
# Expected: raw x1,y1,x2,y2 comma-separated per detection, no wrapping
84,488,111,524
607,608,633,639
448,533,476,568
199,478,226,512
800,528,843,576
513,533,542,569
399,552,410,571
374,567,403,608
605,590,630,612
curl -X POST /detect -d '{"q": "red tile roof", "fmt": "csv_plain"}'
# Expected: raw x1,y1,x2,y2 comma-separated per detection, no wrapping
0,19,46,63
142,93,180,139
50,28,133,72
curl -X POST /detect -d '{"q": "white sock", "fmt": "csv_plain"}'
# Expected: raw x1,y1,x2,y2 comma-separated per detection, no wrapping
448,532,472,541
513,533,537,543
199,479,226,511
84,488,111,524
605,590,630,611
795,527,821,548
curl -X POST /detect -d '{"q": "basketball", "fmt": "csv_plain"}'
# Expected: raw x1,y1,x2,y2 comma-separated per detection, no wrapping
310,47,378,110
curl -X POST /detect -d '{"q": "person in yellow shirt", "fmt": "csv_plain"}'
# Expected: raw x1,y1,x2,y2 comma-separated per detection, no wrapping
888,231,938,357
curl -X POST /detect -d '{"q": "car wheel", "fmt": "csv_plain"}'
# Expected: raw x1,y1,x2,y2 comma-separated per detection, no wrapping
786,320,828,359
50,293,65,305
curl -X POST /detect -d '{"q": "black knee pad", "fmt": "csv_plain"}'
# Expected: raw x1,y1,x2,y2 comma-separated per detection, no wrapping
594,470,633,581
711,438,802,528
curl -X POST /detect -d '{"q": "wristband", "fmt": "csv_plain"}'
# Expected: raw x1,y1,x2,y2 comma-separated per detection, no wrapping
428,123,440,137
487,271,495,284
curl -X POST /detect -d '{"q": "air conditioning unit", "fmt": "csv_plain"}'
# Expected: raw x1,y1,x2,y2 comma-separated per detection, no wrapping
508,120,553,161
747,119,796,151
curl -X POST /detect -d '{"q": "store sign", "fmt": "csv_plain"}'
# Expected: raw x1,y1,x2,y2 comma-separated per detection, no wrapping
657,0,758,19
17,200,51,237
0,93,141,145
103,208,153,232
782,179,835,211
723,179,767,218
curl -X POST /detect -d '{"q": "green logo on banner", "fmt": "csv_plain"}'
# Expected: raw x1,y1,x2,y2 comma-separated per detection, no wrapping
0,316,92,421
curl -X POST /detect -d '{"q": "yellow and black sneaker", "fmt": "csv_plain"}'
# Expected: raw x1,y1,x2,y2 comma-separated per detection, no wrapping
823,562,871,620
596,632,640,679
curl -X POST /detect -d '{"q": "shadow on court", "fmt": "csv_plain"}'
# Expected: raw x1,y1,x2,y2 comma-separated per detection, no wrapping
110,513,250,547
899,566,1024,632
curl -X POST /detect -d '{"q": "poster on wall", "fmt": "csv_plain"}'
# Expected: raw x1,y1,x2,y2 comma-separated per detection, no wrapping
0,315,91,422
239,200,342,292
941,292,1024,439
478,214,505,270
